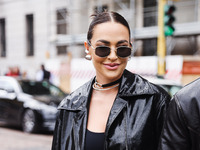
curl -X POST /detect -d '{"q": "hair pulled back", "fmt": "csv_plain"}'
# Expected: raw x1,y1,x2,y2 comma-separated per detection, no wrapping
87,11,131,42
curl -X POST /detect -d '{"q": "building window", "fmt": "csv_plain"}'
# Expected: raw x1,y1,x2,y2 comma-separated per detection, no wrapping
57,46,67,55
0,18,6,57
175,0,197,23
143,38,157,56
171,36,198,55
94,5,108,13
26,14,34,56
143,0,157,27
57,8,67,34
114,0,130,10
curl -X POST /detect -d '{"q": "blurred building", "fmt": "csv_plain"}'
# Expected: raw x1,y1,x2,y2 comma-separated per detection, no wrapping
0,0,200,80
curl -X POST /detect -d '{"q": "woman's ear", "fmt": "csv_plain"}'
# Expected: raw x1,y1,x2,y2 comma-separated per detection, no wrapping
84,41,89,50
84,41,92,60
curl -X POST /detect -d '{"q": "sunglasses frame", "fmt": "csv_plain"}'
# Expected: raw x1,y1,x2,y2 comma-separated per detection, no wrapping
87,40,132,58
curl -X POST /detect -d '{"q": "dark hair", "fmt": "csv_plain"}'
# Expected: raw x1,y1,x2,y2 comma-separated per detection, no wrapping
87,11,131,42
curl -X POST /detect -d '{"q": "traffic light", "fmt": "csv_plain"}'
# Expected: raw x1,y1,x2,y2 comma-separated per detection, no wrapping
164,5,176,36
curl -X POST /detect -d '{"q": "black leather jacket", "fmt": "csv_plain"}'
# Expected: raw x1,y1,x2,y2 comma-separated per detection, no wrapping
159,78,200,150
52,70,170,150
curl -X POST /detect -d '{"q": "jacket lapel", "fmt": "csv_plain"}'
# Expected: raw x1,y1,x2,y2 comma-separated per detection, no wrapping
104,70,157,141
58,80,93,150
73,108,88,150
105,97,127,133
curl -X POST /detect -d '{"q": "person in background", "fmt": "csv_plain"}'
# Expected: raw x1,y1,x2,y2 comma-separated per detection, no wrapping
51,11,171,150
41,64,51,80
36,64,51,81
5,66,21,77
159,77,200,150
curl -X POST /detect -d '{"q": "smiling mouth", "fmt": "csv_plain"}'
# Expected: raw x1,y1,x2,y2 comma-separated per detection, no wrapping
104,63,119,70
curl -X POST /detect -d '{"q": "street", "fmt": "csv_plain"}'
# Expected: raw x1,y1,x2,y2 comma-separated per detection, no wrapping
0,125,53,150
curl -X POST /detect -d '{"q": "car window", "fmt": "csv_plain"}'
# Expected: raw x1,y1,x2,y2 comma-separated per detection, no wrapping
19,80,66,97
0,80,15,93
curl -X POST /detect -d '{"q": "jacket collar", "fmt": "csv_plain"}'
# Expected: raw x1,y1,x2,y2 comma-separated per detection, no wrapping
118,69,156,97
58,80,92,111
58,69,156,111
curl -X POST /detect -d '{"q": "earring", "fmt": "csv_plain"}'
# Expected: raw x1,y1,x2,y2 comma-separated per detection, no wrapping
85,55,92,60
85,49,91,60
85,49,89,54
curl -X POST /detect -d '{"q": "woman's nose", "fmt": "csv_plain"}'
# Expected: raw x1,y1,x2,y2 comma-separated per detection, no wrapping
108,47,118,60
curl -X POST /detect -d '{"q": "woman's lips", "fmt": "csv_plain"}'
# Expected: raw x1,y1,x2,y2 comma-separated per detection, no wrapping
104,63,119,70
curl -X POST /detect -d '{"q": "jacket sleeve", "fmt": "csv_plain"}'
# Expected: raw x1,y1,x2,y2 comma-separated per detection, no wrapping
158,96,191,150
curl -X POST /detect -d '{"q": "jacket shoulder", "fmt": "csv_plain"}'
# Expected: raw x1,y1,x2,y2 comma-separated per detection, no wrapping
176,77,200,101
121,70,170,98
175,77,200,133
58,79,93,110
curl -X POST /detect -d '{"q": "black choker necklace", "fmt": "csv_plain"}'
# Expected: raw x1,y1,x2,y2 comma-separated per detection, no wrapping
93,77,122,91
95,77,121,88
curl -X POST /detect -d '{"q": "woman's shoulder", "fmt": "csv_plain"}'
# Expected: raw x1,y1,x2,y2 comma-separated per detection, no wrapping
122,69,169,97
57,78,93,110
121,70,170,110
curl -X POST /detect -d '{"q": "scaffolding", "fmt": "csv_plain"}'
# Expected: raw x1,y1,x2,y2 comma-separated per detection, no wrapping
54,0,200,44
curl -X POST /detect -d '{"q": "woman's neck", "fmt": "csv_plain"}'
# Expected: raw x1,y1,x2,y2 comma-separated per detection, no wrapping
93,77,121,91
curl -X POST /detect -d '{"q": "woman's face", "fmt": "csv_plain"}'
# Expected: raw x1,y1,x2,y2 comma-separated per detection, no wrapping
85,21,131,84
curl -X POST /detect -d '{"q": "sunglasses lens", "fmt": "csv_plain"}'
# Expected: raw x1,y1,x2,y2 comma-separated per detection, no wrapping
117,47,131,58
95,46,110,57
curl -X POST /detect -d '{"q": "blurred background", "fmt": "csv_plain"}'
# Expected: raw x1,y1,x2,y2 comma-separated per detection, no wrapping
0,0,200,93
0,0,200,149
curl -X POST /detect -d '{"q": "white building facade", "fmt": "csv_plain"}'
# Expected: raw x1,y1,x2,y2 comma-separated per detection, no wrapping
0,0,200,85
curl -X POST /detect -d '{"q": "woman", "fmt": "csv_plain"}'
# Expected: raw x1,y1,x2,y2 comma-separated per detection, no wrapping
52,11,170,150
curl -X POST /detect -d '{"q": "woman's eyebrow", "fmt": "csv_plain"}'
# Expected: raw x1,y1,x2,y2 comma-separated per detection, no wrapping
117,40,129,44
96,40,110,44
96,40,129,45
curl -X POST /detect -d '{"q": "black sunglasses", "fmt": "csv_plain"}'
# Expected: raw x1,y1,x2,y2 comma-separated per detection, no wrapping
87,41,132,58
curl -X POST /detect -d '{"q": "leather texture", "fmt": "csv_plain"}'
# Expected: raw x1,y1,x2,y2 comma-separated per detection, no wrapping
159,77,200,150
52,69,171,150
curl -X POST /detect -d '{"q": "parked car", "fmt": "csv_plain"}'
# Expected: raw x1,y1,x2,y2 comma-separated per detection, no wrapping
0,76,67,133
144,77,183,97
